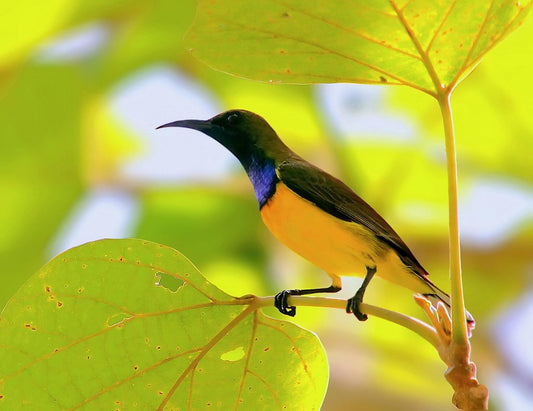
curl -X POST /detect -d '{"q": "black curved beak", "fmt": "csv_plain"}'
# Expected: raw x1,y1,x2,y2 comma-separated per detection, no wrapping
156,119,210,131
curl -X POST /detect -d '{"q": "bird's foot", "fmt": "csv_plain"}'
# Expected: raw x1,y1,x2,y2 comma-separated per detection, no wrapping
274,289,299,317
346,293,368,321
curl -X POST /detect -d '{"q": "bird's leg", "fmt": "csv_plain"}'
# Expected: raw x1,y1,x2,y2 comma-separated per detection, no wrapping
274,285,341,317
346,265,377,321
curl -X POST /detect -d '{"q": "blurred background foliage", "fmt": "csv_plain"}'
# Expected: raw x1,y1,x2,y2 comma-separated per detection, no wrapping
0,1,532,410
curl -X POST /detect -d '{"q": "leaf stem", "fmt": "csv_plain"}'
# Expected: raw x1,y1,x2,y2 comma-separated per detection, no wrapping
437,91,467,345
251,295,440,349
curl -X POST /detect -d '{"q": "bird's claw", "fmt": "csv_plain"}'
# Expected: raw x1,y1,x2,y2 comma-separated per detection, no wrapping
346,295,368,321
274,290,297,317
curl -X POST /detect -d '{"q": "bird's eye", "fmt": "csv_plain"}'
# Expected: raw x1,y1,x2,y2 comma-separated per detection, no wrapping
226,113,239,125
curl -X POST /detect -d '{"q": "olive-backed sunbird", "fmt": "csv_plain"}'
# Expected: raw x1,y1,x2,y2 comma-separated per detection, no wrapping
158,109,474,325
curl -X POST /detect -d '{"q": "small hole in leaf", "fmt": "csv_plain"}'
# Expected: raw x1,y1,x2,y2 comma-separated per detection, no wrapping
106,313,132,327
220,346,245,362
154,272,183,292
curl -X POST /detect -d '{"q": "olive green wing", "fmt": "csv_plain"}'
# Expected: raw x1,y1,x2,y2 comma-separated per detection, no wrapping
278,159,428,276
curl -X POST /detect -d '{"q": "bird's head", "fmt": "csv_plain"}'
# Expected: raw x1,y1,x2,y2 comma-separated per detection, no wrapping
157,110,289,166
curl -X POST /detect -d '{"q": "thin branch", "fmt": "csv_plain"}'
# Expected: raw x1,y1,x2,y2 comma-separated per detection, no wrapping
250,295,440,349
437,92,467,344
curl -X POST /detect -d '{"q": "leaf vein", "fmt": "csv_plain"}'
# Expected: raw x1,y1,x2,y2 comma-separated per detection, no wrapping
274,0,422,60
257,320,316,390
426,0,458,53
156,306,255,410
213,15,429,92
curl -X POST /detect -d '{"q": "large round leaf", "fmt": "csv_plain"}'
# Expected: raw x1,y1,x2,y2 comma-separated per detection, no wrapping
186,0,532,94
0,239,328,410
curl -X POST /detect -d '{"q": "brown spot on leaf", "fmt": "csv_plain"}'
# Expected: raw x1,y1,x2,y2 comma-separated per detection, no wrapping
57,301,63,308
264,347,270,352
379,76,387,83
281,11,291,18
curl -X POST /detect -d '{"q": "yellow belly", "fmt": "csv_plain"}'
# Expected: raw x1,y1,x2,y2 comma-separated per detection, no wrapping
260,182,430,294
261,183,380,276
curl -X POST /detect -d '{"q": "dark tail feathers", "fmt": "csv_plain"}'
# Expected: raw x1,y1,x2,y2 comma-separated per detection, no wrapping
422,280,475,327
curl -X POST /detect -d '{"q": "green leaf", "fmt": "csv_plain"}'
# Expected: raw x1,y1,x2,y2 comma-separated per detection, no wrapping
0,239,328,410
186,0,532,94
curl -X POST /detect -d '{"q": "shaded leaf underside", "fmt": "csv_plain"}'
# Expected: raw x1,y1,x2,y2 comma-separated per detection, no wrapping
187,0,531,95
0,239,327,410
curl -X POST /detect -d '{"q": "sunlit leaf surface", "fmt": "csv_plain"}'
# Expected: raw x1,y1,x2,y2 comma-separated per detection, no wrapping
186,0,532,94
0,239,327,410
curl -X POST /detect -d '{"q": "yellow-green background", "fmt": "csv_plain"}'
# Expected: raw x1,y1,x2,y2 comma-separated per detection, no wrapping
1,1,531,409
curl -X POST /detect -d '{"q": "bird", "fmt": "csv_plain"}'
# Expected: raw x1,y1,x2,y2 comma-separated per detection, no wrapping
157,109,474,325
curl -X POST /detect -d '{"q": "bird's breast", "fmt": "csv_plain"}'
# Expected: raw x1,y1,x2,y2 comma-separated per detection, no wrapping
260,182,380,276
